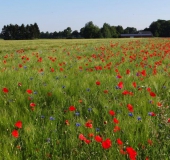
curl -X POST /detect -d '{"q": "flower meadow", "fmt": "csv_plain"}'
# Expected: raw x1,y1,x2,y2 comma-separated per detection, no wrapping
1,38,170,160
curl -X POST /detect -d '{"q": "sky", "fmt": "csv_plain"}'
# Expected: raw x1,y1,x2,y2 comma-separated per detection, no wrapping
0,0,170,33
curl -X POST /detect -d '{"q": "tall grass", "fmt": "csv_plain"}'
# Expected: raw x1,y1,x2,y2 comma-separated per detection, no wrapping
0,38,170,160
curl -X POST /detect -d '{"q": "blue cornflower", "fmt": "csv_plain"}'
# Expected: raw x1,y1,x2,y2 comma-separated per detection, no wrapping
41,115,45,118
96,128,100,132
62,86,65,89
86,88,90,92
137,117,141,121
75,112,80,116
76,123,81,127
88,108,92,112
129,113,133,117
50,117,55,120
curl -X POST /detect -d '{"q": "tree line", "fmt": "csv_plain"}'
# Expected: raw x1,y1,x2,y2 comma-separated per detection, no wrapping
1,19,170,40
40,22,137,39
1,23,40,40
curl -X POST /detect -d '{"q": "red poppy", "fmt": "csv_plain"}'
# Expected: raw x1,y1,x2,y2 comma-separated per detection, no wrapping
96,81,101,85
150,112,156,116
117,138,123,145
141,70,146,76
147,88,151,92
95,135,103,143
84,139,91,144
113,118,119,124
88,133,94,137
85,120,93,128
127,104,134,112
26,89,32,94
102,138,112,149
65,120,69,125
69,106,76,111
109,110,115,116
2,87,9,93
79,134,86,141
150,92,156,97
118,81,123,89
15,121,22,129
113,126,121,132
126,147,137,160
122,90,129,95
117,75,122,78
126,69,130,74
147,139,153,145
104,90,108,94
12,130,19,138
132,82,137,88
167,118,170,123
30,103,36,107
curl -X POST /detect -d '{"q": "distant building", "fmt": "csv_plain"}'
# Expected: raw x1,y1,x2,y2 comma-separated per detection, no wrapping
121,31,153,38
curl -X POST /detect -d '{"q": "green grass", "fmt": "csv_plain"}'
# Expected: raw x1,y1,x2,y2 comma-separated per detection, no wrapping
0,38,170,160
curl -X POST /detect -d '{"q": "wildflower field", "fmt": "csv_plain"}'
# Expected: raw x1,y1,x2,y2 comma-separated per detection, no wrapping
1,38,170,160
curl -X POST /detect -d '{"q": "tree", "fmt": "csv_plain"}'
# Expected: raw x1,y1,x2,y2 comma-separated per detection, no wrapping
101,23,112,38
124,27,137,34
63,27,72,38
81,21,100,38
71,30,80,38
115,25,124,37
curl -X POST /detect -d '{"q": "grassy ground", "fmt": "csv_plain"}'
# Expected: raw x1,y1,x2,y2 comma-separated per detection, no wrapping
0,38,170,160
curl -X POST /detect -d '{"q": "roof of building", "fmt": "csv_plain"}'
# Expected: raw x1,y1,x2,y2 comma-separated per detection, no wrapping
120,34,153,37
138,31,153,35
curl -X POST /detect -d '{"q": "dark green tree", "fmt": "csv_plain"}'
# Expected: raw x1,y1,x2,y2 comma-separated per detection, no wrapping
81,21,100,38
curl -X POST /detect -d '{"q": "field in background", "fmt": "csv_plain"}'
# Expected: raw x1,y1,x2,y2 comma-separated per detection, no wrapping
1,38,170,160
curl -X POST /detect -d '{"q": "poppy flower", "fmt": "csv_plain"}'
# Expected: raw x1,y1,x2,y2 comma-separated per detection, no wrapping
96,81,101,85
15,121,22,129
84,139,91,144
141,70,146,76
12,130,19,138
30,103,36,107
88,133,94,137
147,139,153,145
132,82,137,88
117,75,122,78
113,126,121,132
118,81,123,89
126,69,130,74
2,87,9,93
69,106,76,111
147,88,151,92
104,90,108,94
113,118,119,124
167,118,170,123
150,92,156,97
122,90,129,95
85,120,93,128
65,120,69,125
102,138,112,149
126,147,137,160
95,135,103,143
127,104,134,112
109,110,115,116
117,138,123,145
79,134,86,141
26,89,33,94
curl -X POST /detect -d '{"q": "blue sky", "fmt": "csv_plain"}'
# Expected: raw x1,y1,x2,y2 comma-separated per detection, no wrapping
0,0,170,32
